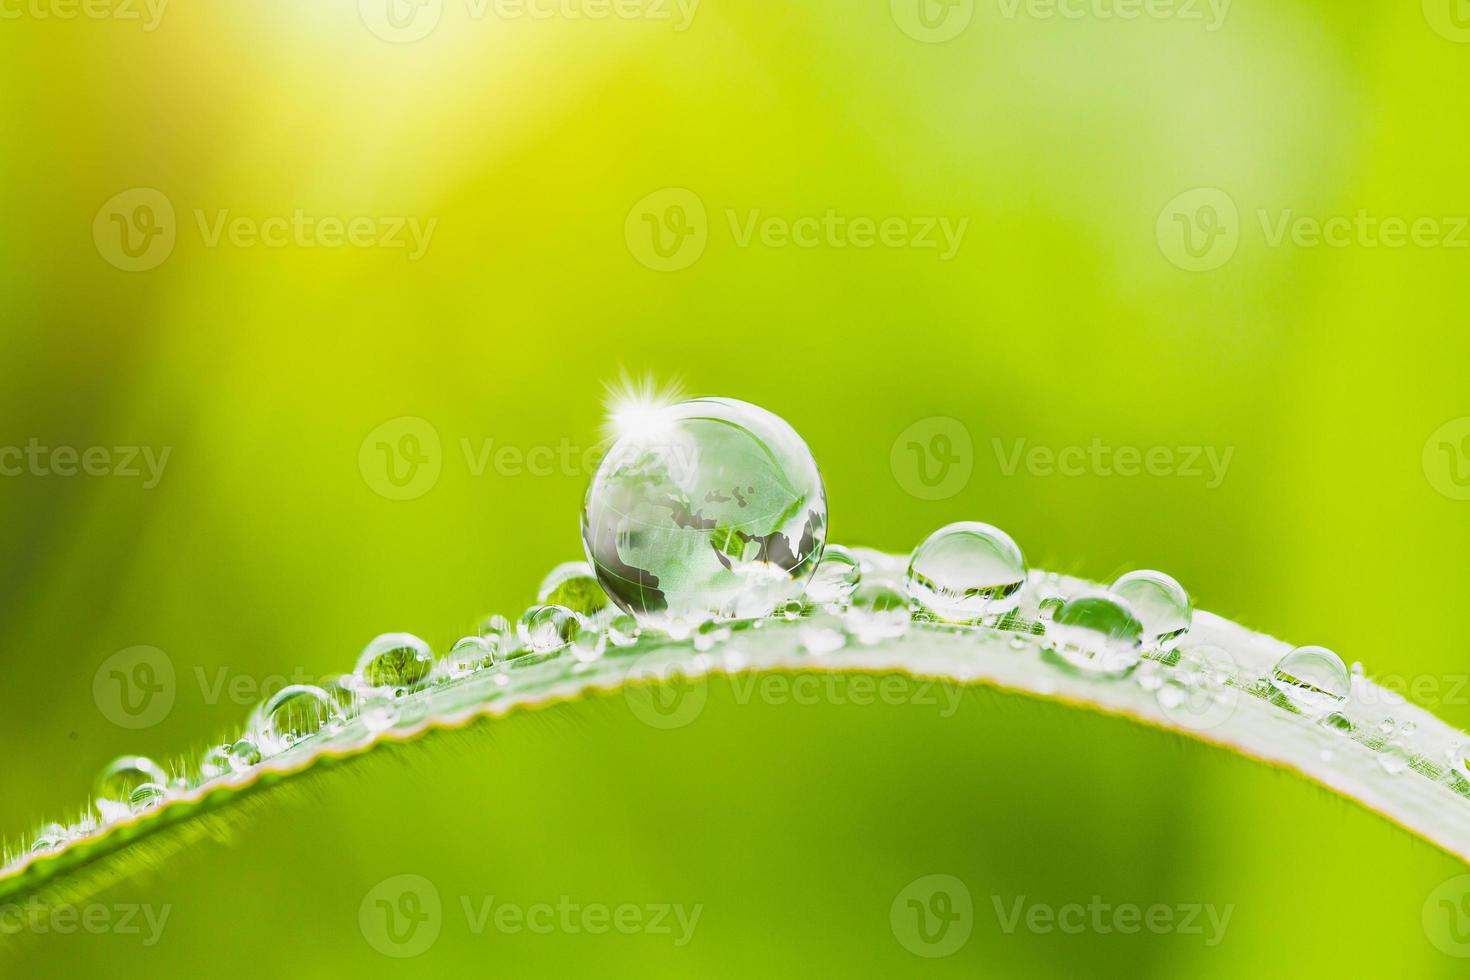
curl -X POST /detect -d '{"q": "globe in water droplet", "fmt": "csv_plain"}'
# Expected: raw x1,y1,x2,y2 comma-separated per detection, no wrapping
1270,645,1350,714
582,397,827,629
517,604,577,654
355,633,434,691
259,685,340,754
1045,591,1144,674
904,522,1026,622
538,561,611,620
228,738,261,773
843,582,911,644
805,545,862,606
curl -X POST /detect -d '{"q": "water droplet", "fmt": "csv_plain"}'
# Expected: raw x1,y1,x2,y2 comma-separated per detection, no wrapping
904,522,1026,622
517,604,577,654
259,685,340,754
478,613,513,641
30,823,67,854
355,633,434,692
200,744,233,779
607,614,642,648
442,635,499,679
1322,711,1354,734
1377,741,1412,775
571,627,604,664
582,397,827,629
1044,591,1144,674
228,739,261,773
843,583,911,644
776,598,807,621
94,756,169,822
538,561,611,620
1377,718,1396,735
128,783,169,814
799,612,846,654
361,695,398,732
1109,570,1191,651
806,545,862,605
1037,596,1064,621
1269,646,1349,715
1156,679,1187,711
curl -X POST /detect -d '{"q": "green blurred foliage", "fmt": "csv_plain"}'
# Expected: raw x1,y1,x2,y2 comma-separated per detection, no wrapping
2,0,1469,974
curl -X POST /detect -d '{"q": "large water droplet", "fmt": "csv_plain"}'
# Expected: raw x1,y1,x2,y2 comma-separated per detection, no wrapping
517,604,577,654
805,544,862,606
259,685,340,754
582,397,827,629
904,522,1026,622
1109,570,1191,651
355,633,434,691
94,756,169,822
1045,591,1144,674
1269,645,1350,714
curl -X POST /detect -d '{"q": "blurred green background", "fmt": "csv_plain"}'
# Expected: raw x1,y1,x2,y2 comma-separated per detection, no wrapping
3,0,1470,974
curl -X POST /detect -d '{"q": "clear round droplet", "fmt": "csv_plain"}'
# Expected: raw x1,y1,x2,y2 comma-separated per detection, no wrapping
538,561,611,620
1037,596,1064,621
1109,570,1192,652
361,695,398,732
442,635,499,679
1269,645,1350,715
30,823,67,853
843,583,911,644
1322,711,1354,734
1045,591,1144,674
200,744,233,779
806,545,862,606
571,626,604,664
94,756,169,822
259,685,340,754
517,604,577,654
607,614,642,648
581,397,827,630
128,782,169,814
228,738,261,773
355,633,434,691
904,522,1026,622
